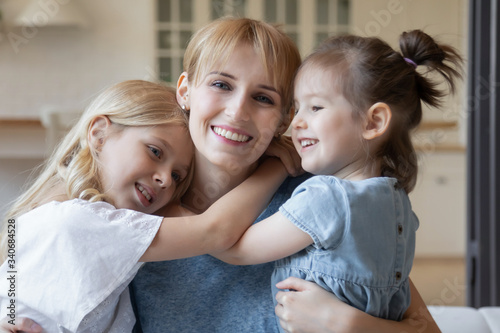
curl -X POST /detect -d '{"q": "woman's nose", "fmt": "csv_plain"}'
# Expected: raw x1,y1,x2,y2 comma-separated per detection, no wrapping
225,94,250,121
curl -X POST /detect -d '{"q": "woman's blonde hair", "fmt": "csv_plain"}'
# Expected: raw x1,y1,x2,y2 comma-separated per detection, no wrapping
0,80,192,262
183,16,301,119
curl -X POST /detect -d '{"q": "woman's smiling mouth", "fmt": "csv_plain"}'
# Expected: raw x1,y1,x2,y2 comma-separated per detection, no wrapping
212,126,252,142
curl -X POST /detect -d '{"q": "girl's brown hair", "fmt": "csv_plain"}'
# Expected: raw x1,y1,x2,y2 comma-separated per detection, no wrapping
301,30,463,193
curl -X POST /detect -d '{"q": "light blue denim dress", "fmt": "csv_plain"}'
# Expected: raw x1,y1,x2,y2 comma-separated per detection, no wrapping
273,176,418,329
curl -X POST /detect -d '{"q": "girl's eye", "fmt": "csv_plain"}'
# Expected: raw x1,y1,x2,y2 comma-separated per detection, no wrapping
212,81,230,90
294,108,300,115
312,106,324,112
171,172,181,183
149,146,162,158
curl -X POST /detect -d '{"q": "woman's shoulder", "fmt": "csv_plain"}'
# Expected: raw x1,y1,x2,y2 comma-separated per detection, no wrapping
256,173,313,221
277,173,314,194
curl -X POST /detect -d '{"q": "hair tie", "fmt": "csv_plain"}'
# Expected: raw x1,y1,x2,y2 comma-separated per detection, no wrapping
404,57,418,68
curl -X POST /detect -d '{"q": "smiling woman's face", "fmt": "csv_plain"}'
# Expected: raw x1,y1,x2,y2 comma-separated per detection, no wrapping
181,43,284,172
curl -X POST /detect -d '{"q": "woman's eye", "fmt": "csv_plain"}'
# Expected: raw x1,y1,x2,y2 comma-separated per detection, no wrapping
294,108,300,115
312,106,324,112
149,146,162,158
212,81,230,90
255,95,274,105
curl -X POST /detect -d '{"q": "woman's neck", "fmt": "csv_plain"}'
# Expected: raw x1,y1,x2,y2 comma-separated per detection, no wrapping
181,152,258,214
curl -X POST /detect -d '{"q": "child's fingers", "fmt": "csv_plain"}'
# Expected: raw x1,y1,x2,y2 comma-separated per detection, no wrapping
275,276,309,292
0,317,42,333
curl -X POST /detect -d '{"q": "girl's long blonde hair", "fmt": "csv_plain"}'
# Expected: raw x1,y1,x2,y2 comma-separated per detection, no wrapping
0,80,192,262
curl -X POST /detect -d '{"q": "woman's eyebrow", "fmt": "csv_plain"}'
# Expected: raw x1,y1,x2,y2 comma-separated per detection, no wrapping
259,84,278,94
208,71,234,79
208,71,278,93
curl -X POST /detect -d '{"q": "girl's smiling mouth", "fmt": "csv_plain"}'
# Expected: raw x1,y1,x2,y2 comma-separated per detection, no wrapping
212,126,252,143
299,139,318,147
136,183,155,206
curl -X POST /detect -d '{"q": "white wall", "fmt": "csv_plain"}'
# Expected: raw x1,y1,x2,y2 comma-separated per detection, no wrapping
0,0,155,217
0,159,43,217
350,0,467,138
0,0,156,118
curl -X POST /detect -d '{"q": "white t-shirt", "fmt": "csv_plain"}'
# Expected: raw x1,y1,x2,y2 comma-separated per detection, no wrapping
0,199,163,332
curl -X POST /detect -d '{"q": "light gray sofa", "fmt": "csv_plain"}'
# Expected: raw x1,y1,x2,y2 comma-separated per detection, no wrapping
429,306,500,332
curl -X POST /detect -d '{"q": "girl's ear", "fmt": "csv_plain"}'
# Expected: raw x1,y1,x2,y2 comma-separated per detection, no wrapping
362,102,392,140
176,72,190,110
88,115,111,153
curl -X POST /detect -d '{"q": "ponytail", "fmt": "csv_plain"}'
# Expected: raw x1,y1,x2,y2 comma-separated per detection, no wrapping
300,30,463,193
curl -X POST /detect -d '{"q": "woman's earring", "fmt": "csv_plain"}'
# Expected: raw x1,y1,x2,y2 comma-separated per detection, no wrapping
274,132,281,141
182,105,190,113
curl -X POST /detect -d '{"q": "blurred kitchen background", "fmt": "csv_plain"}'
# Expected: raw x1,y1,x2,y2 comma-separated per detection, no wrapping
0,0,468,306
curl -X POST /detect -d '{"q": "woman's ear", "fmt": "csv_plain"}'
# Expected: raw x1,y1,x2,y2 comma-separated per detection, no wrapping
88,115,111,153
176,72,190,110
362,102,392,140
276,116,291,136
274,106,295,137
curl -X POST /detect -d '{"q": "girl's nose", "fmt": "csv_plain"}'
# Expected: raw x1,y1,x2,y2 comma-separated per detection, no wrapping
291,112,307,129
155,169,173,189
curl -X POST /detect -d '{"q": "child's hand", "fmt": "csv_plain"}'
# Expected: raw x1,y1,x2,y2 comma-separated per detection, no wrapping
0,317,42,333
265,135,303,177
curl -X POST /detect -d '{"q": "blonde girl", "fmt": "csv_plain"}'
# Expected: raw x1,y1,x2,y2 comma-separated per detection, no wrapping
0,80,288,332
212,30,463,332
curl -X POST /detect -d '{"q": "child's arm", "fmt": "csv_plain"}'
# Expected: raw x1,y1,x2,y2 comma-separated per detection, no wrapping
210,210,313,265
140,158,290,262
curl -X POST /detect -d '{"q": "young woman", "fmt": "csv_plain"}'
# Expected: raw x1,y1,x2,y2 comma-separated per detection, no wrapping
130,17,303,332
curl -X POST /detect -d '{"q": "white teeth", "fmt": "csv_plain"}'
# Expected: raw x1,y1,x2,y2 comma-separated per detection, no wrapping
213,126,250,142
301,139,318,147
137,184,151,201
